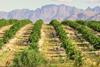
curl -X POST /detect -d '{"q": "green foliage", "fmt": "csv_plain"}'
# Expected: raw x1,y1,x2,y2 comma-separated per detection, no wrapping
29,19,43,49
78,26,100,45
87,21,100,32
62,20,100,49
63,20,81,29
12,19,46,67
0,19,32,48
76,20,100,32
0,19,11,27
51,20,83,66
12,49,46,67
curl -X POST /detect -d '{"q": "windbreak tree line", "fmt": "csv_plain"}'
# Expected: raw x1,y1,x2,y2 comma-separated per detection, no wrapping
62,20,100,49
50,20,83,66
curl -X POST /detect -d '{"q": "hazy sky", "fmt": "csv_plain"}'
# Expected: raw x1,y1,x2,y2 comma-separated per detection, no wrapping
0,0,100,11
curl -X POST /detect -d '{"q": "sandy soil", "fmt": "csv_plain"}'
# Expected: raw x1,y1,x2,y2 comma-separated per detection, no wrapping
0,25,12,38
63,25,100,67
38,24,67,62
0,24,33,66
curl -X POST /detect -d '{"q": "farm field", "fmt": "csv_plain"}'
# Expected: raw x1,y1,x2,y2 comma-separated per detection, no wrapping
0,19,100,67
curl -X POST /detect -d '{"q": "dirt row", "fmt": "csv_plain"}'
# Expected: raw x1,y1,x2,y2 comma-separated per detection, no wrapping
38,24,74,67
0,24,33,66
63,25,100,67
0,25,12,38
0,24,99,67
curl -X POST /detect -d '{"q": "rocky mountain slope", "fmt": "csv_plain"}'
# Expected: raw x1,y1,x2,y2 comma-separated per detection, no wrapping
0,4,100,23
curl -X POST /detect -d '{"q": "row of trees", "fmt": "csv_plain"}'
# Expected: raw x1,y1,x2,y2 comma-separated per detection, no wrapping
12,20,46,67
29,19,43,49
0,19,32,27
0,19,13,28
0,19,32,48
76,20,100,32
62,20,100,49
50,20,83,66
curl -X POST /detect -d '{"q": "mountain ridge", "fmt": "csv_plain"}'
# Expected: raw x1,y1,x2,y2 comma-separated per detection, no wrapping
0,4,100,23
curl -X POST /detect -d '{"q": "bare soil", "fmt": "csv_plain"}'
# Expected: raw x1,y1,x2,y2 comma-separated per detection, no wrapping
0,24,33,67
63,25,100,67
38,24,74,66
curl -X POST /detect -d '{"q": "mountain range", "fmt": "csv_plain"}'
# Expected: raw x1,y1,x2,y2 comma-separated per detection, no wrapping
0,4,100,23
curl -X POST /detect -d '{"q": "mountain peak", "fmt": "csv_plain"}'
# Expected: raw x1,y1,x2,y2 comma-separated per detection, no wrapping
0,4,100,23
86,7,92,11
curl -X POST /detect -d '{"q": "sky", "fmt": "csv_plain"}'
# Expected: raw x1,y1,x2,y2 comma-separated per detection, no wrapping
0,0,100,11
